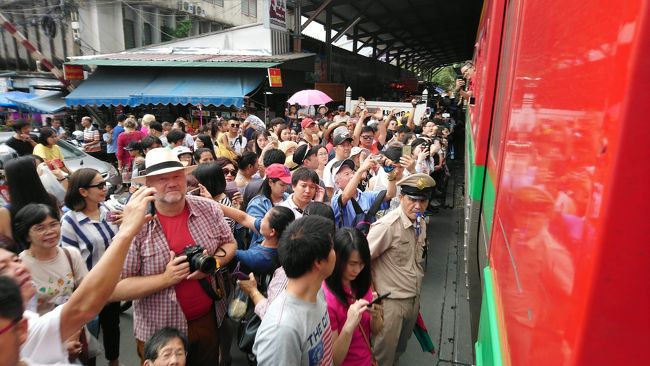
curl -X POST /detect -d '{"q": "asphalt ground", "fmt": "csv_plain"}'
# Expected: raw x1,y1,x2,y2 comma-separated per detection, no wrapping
97,160,473,366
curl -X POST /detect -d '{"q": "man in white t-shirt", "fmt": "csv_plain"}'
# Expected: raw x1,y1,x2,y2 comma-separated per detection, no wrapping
332,105,350,124
323,126,353,198
226,118,247,156
0,187,155,365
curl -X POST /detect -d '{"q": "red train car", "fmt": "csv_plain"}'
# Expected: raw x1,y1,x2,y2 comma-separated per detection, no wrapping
465,0,650,364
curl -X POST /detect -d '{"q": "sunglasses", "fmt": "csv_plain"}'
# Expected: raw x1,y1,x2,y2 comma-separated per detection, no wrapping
86,182,107,190
223,168,238,176
361,135,374,140
230,124,240,128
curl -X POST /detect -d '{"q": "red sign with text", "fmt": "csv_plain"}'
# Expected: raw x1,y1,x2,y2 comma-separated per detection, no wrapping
64,64,84,81
268,68,283,87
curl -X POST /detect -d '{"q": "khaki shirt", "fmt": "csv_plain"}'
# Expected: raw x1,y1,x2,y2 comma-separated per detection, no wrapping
367,207,426,299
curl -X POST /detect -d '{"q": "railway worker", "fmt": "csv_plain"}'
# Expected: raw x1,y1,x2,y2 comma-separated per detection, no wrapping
366,173,435,366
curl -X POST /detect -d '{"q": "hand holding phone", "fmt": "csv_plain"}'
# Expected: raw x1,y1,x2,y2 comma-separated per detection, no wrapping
368,292,391,307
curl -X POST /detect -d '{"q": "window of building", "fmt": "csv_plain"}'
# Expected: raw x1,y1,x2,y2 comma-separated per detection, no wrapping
212,0,224,6
241,0,256,17
123,19,135,49
143,23,153,45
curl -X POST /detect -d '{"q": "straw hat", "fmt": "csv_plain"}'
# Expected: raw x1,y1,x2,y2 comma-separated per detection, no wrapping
132,147,196,183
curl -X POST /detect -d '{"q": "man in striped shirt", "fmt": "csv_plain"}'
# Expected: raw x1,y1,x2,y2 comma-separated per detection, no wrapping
81,116,102,160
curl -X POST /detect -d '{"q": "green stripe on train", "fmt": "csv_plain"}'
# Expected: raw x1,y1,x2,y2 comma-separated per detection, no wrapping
466,116,486,201
482,171,496,238
475,266,504,366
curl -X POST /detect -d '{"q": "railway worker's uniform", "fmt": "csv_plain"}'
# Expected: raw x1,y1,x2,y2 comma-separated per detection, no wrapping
367,173,435,366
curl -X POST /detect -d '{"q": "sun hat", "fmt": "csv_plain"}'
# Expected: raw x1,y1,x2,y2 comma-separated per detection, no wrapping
350,146,369,159
132,147,196,183
171,145,192,157
265,163,292,184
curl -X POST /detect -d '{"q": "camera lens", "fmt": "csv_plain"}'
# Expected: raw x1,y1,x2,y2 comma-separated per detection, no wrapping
193,254,216,274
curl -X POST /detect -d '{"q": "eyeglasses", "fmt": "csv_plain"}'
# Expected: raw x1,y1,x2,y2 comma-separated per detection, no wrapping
223,168,238,176
158,350,187,361
0,319,20,335
85,182,107,190
230,124,240,128
30,221,61,235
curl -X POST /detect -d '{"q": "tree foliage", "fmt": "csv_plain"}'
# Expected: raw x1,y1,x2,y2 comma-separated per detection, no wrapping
175,20,192,38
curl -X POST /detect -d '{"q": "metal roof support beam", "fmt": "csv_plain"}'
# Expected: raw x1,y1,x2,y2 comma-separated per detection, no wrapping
331,15,362,44
372,38,377,59
325,7,332,82
375,40,396,60
352,24,358,53
301,0,333,32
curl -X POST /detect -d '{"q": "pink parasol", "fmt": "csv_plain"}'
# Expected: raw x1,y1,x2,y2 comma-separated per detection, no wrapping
287,89,333,106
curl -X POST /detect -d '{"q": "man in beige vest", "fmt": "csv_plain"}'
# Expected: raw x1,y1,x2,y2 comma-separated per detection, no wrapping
367,173,435,365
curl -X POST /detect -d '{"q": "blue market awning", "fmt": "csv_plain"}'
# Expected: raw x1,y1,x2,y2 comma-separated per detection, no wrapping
8,92,66,113
65,67,159,107
133,68,264,107
0,91,36,108
65,67,264,107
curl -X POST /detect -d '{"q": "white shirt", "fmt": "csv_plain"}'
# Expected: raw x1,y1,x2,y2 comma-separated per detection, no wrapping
228,135,248,156
22,306,68,364
322,157,341,189
278,194,304,219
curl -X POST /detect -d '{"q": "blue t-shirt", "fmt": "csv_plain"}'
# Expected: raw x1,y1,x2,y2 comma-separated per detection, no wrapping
331,190,382,228
236,245,278,274
110,125,125,153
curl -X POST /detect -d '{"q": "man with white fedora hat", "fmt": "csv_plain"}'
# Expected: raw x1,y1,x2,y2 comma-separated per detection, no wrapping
111,148,237,365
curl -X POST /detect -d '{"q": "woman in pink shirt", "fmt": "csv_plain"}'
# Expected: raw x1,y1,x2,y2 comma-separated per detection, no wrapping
116,118,145,171
323,227,384,366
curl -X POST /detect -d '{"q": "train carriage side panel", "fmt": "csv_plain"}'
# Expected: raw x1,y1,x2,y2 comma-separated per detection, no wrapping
482,0,649,365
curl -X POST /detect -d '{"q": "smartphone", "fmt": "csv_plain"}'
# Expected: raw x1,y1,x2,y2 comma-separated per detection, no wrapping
402,145,412,157
148,201,156,216
225,181,239,200
367,292,391,307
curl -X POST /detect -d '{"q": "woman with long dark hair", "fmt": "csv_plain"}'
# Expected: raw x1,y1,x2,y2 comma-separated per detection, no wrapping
60,168,122,365
194,133,216,153
324,227,384,366
252,129,272,157
193,162,235,232
0,156,59,252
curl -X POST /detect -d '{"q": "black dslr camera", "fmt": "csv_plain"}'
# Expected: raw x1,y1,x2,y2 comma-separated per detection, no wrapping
183,245,217,274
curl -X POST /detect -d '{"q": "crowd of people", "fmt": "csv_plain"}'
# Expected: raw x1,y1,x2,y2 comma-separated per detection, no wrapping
0,83,467,366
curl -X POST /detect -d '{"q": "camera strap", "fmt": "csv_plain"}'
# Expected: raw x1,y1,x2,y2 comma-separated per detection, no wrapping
199,277,223,301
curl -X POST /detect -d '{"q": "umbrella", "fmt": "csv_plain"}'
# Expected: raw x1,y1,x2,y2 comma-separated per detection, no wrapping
413,312,436,354
287,89,332,106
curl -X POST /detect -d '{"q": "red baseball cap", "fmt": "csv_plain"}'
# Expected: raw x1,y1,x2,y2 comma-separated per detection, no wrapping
265,163,292,184
300,118,315,129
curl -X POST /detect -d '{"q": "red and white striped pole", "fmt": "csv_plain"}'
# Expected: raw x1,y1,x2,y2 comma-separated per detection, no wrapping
0,12,74,92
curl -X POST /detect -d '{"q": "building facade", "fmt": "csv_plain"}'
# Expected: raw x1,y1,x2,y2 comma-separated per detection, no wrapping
0,0,264,73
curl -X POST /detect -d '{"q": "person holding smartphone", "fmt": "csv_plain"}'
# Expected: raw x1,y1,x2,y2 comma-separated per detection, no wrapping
323,227,384,366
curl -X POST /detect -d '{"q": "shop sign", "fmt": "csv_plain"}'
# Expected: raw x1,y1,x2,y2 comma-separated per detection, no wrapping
64,64,84,80
266,0,287,30
268,68,283,87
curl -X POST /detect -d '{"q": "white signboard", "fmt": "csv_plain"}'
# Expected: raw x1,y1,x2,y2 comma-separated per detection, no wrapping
265,0,287,31
345,88,429,125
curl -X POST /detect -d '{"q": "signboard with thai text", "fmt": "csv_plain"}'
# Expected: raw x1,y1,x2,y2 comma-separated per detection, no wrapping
64,64,84,81
346,88,429,124
268,68,283,87
265,0,287,31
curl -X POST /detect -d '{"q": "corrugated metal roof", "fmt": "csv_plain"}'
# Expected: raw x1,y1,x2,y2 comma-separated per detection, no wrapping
67,52,313,68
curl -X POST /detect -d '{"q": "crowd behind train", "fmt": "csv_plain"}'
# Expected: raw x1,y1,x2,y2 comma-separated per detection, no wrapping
0,65,474,366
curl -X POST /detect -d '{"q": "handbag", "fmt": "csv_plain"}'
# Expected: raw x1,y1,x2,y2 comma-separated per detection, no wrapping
237,307,261,354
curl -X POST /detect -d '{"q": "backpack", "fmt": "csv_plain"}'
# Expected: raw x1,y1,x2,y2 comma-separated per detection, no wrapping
337,190,386,236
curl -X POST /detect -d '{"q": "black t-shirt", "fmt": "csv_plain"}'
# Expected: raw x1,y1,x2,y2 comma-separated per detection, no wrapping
5,136,34,156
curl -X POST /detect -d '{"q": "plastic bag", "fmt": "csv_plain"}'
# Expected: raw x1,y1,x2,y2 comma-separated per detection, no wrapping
228,284,248,321
37,163,66,205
